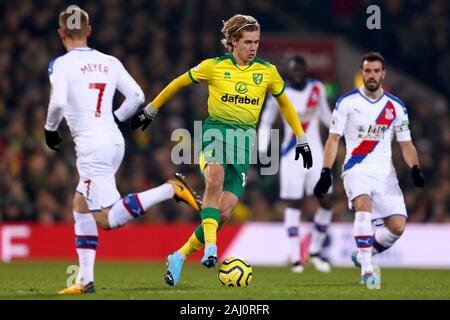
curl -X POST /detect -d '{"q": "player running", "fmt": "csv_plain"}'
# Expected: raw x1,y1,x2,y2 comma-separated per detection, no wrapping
131,14,313,286
45,6,201,295
259,55,333,273
314,52,425,288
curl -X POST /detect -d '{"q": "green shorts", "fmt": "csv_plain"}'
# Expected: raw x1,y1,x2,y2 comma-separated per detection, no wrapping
199,117,255,198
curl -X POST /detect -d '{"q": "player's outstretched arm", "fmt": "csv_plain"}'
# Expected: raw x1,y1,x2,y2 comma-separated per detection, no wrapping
314,133,340,198
130,73,193,131
399,140,425,187
274,92,313,169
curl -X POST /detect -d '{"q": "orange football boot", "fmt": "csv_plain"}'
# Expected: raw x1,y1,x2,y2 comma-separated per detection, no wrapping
58,281,96,295
168,173,202,212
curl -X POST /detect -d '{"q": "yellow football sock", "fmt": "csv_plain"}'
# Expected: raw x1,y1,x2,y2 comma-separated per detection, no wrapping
202,218,219,246
179,232,204,257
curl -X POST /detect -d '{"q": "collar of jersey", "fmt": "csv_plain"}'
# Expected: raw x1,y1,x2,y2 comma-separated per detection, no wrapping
358,86,385,104
228,53,255,71
70,47,94,51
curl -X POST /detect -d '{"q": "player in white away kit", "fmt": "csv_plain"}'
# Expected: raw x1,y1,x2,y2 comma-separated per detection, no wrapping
314,52,425,288
259,56,333,273
44,6,201,295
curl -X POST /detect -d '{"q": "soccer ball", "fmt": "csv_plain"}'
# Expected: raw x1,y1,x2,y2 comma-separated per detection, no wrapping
218,257,253,287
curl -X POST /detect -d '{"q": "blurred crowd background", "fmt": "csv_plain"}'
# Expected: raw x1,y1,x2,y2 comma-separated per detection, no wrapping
0,0,449,225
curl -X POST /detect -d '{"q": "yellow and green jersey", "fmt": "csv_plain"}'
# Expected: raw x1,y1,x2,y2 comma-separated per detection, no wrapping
187,54,285,128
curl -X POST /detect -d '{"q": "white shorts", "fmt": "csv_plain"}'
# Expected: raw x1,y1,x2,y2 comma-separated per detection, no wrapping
342,170,407,220
76,143,124,211
279,151,331,200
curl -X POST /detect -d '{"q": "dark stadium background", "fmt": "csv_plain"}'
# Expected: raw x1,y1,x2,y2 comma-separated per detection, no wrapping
0,0,448,226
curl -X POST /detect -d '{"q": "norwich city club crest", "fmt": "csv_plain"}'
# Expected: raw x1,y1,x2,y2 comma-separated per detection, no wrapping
252,73,263,85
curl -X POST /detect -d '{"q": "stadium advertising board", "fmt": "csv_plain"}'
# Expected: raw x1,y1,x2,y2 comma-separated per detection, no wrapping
1,223,450,268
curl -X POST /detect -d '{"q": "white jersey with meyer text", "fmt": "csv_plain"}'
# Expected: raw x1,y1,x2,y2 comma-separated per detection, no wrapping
45,47,145,157
330,87,411,179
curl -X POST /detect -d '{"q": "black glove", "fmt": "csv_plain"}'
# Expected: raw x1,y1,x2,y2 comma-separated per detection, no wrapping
130,104,158,131
114,113,129,132
314,168,332,198
113,113,121,126
411,165,425,188
295,135,313,169
44,129,62,152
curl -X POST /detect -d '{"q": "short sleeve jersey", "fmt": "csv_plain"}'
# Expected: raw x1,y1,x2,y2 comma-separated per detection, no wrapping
330,87,411,177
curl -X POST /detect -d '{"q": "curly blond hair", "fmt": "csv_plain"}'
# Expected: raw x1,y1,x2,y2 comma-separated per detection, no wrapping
221,14,260,52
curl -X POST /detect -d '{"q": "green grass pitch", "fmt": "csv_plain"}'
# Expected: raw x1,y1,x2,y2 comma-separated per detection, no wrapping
1,261,449,300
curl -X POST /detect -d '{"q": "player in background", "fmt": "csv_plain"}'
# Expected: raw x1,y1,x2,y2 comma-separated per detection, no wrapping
258,55,333,273
45,6,201,295
131,14,313,286
314,52,425,288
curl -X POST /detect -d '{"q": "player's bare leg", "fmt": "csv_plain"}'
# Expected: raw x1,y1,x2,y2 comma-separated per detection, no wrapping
352,194,380,288
217,191,239,228
379,215,405,245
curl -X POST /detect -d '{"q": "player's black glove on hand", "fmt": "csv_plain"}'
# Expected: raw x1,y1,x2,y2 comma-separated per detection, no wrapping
114,113,129,132
295,135,313,169
113,113,121,126
411,165,425,188
130,104,158,131
44,129,62,152
314,168,332,198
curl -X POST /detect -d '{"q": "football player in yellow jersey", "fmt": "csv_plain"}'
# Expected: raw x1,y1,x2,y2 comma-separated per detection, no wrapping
131,14,313,286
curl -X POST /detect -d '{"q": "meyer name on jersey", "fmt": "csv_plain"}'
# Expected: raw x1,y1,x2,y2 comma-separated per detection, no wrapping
45,48,145,157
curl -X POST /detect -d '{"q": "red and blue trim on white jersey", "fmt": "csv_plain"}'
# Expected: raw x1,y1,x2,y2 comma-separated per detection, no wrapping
281,83,321,156
343,101,396,171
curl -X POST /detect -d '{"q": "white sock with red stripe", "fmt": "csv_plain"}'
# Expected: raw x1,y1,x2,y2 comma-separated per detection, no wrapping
74,212,98,285
107,183,174,229
284,208,301,264
309,207,333,255
353,211,374,275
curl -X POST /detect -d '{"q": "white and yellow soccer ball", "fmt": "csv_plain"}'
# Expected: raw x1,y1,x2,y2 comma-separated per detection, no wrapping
218,257,253,287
